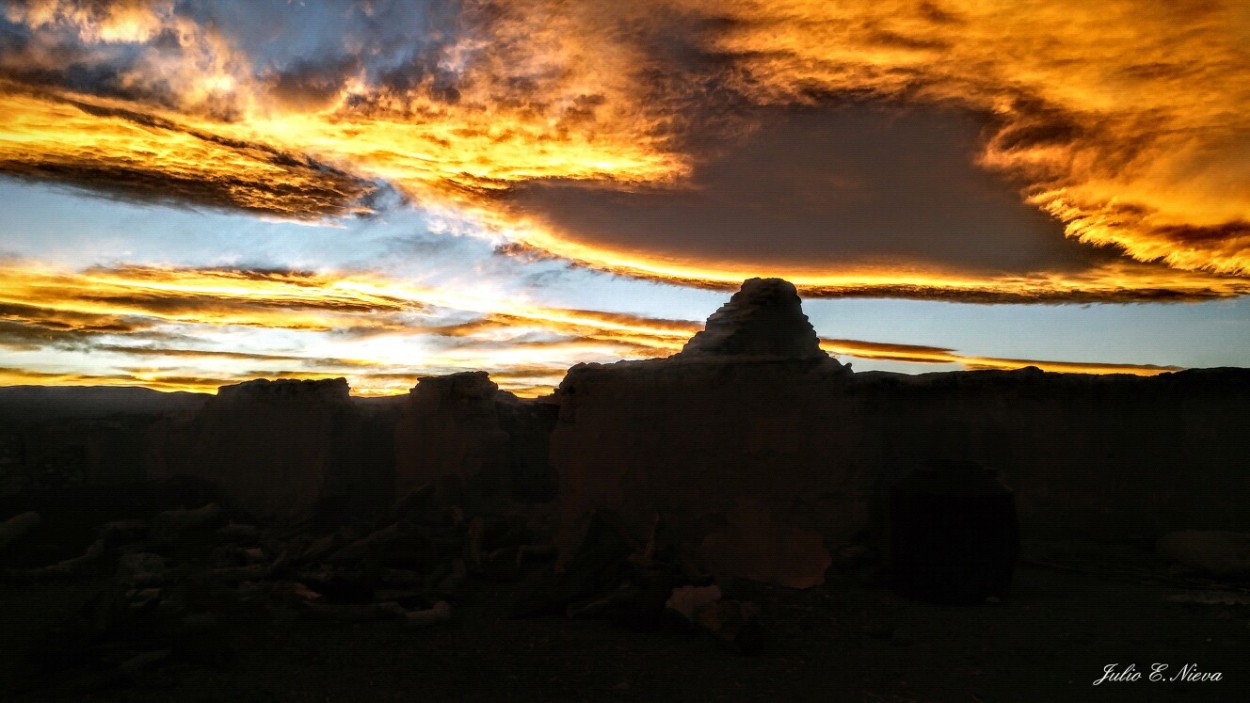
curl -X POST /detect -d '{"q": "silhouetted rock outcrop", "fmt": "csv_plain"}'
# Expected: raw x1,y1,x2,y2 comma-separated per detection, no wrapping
395,372,557,508
552,280,853,587
677,277,827,361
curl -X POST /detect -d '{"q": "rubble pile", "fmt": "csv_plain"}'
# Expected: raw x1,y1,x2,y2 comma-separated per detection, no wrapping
2,481,775,695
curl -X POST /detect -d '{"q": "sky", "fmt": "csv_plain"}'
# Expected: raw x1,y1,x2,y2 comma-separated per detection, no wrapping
1,0,1248,396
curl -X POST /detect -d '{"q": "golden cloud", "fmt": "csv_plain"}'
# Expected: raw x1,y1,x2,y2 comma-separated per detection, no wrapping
2,0,1248,299
0,0,1246,404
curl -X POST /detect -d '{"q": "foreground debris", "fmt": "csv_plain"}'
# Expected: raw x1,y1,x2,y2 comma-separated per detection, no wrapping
4,488,777,695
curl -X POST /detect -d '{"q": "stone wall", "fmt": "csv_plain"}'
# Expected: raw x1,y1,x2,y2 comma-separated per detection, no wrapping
394,372,557,508
148,378,400,524
551,363,1250,549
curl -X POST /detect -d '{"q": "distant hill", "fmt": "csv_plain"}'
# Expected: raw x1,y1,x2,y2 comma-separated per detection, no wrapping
0,386,210,423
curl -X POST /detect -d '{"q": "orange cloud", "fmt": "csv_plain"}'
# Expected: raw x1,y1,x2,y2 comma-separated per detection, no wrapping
677,0,1250,275
2,0,1248,299
959,357,1182,376
0,85,378,218
818,338,1183,377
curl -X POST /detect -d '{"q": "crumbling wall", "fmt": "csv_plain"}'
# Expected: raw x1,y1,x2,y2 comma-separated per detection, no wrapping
148,378,400,524
552,359,868,540
553,362,1250,555
852,367,1250,533
394,372,557,508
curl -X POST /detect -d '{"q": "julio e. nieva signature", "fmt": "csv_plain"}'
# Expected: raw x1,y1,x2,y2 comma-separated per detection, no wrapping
1094,663,1223,685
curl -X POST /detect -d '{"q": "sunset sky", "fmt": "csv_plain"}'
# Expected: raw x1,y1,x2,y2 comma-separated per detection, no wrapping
2,0,1248,396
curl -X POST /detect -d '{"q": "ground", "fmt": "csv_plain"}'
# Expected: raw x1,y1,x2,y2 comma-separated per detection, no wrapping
2,534,1247,703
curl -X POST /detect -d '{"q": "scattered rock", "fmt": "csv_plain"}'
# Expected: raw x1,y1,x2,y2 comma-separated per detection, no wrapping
216,522,260,544
666,584,762,654
379,568,425,588
118,648,172,679
99,519,149,544
37,534,112,577
1167,591,1250,606
208,564,268,584
406,600,452,627
301,528,360,564
0,511,41,553
698,524,832,590
304,601,406,622
1158,530,1250,577
117,552,168,587
566,570,677,624
665,584,723,621
154,503,225,530
328,522,403,563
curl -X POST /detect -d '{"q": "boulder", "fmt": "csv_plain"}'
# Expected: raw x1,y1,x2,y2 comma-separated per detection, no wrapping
666,584,763,654
1158,530,1250,577
699,524,832,590
0,511,40,552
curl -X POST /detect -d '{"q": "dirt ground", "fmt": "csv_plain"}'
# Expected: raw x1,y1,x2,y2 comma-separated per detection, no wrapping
2,535,1247,703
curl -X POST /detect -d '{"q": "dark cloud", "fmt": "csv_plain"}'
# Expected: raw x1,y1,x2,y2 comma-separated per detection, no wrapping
74,291,387,316
0,7,178,105
917,2,961,24
0,302,167,352
415,319,513,337
264,55,362,111
865,28,950,51
0,319,97,350
508,103,1122,277
800,280,1248,304
1150,221,1250,245
188,0,465,101
94,346,324,363
0,160,376,219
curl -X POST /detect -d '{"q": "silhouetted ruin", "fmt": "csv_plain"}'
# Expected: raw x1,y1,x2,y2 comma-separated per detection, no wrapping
2,278,1249,699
